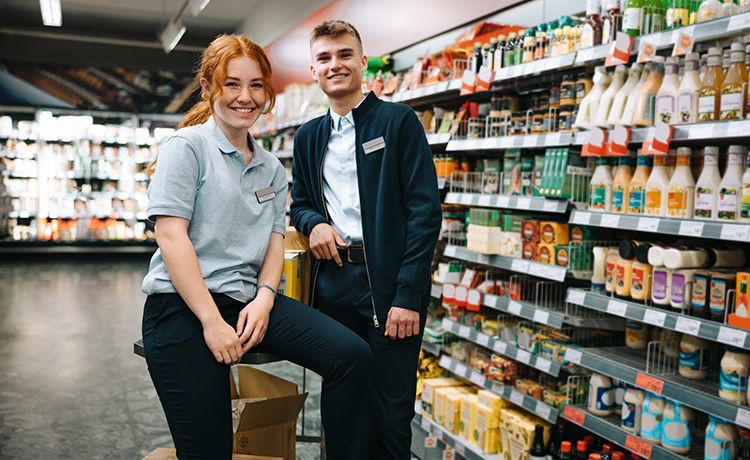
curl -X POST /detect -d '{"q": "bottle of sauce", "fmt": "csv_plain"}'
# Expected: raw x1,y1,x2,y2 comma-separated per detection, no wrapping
612,154,635,213
602,0,623,45
662,400,693,453
634,56,666,126
471,41,483,73
581,0,604,49
666,147,695,218
695,146,722,220
606,247,620,294
698,0,725,21
616,249,635,299
721,42,748,120
667,0,691,28
677,52,702,123
621,62,652,126
743,147,750,221
590,158,614,211
698,47,725,122
626,320,650,349
711,272,736,322
559,441,573,460
576,66,610,129
575,440,589,460
628,155,652,215
719,145,746,221
641,393,666,445
530,424,549,460
624,0,645,36
494,36,506,70
663,247,709,270
644,154,669,216
504,32,518,67
523,28,536,64
592,246,608,292
705,416,739,460
692,271,711,319
608,63,643,126
595,64,627,127
488,38,499,71
656,56,681,125
720,347,750,404
631,242,653,303
671,269,697,313
588,373,614,416
679,335,711,380
621,386,645,434
652,266,673,306
576,72,594,107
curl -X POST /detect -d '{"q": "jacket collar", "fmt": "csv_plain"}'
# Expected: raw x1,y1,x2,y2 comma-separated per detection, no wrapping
351,91,380,125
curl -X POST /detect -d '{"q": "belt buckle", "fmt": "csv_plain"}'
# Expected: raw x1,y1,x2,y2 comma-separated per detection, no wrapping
347,245,364,264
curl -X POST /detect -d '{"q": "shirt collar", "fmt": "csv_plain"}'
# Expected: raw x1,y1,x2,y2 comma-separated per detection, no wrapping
203,116,265,168
329,94,366,130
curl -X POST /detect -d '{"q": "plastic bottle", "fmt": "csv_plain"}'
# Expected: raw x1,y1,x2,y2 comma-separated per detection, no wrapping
663,247,709,269
616,254,635,298
666,147,695,218
644,154,669,216
719,145,747,221
631,248,653,303
679,335,711,380
603,0,624,44
661,330,682,357
655,56,681,125
621,62,652,126
624,0,645,36
667,0,691,28
592,246,608,292
590,158,614,211
724,0,740,16
628,155,652,215
634,56,666,126
596,64,627,127
677,52,702,123
581,0,604,49
626,320,650,349
530,424,549,460
504,32,518,67
711,273,737,322
721,42,748,120
559,440,573,460
576,66,610,129
575,440,589,460
705,416,739,460
588,373,615,416
695,146,722,220
613,379,627,414
671,269,697,312
621,386,645,434
647,242,670,267
641,393,666,445
742,148,750,221
698,47,725,122
612,155,635,213
710,248,747,268
662,401,693,454
523,28,536,64
652,266,673,306
698,0,725,21
720,347,750,404
606,247,620,294
610,65,643,127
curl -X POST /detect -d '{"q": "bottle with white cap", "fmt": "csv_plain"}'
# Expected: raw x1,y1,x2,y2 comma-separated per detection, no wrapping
677,52,702,123
742,145,750,221
694,146,722,220
656,56,681,125
666,147,695,218
718,145,746,221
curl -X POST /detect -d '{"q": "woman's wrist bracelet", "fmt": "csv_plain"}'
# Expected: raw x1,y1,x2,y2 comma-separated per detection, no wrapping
257,284,277,297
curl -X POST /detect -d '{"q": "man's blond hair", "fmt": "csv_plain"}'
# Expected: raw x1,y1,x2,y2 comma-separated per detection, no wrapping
310,20,363,54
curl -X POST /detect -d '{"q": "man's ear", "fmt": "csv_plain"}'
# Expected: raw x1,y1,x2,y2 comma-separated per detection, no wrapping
310,64,319,83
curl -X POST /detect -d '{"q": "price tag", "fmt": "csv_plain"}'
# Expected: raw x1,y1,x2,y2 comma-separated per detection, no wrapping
510,391,525,406
565,348,583,364
635,372,665,394
458,325,470,338
625,434,654,459
470,372,487,387
523,135,537,148
493,340,508,355
536,358,552,374
721,224,750,242
547,132,562,146
460,70,476,95
690,123,715,139
577,47,595,63
646,123,673,155
431,284,443,298
605,32,634,66
609,125,631,155
425,435,438,448
583,127,608,155
467,289,482,308
453,443,465,457
421,417,431,431
563,405,586,425
496,196,510,207
437,178,447,190
543,200,559,212
529,263,546,278
637,38,657,63
444,245,457,257
454,363,468,377
571,211,591,225
718,326,747,347
672,27,695,56
508,301,523,316
679,220,704,237
607,300,629,317
477,333,490,347
675,316,701,336
600,214,620,228
567,289,586,305
477,254,490,264
533,309,550,325
736,408,750,429
439,355,451,369
535,402,552,420
454,286,468,304
476,66,493,92
637,217,660,232
442,284,456,300
478,195,492,207
460,194,472,205
516,349,532,364
643,309,667,327
485,294,499,308
728,13,750,31
511,259,530,273
442,446,455,460
517,197,531,209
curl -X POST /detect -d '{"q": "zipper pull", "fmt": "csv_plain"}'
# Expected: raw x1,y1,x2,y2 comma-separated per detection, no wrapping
372,313,379,328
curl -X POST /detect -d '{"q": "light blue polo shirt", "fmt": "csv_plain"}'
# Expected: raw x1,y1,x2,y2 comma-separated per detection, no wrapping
142,116,288,303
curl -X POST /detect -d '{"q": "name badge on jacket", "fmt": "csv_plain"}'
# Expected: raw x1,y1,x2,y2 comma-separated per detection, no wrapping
362,136,385,155
255,187,276,203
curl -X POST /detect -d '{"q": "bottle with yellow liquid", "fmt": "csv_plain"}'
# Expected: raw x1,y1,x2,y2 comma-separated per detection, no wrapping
666,147,695,218
698,47,724,122
628,155,652,215
645,154,670,216
720,42,748,120
612,154,635,213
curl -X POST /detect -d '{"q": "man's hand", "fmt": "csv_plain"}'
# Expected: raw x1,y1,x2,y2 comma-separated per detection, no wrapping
309,223,346,267
385,307,420,339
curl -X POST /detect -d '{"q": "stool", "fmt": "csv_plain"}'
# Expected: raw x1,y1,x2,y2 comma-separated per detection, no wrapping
142,447,281,460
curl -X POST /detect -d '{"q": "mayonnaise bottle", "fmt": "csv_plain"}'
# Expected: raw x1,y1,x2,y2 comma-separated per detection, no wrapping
608,63,643,127
656,56,681,125
677,52,702,124
575,66,610,129
641,393,666,445
588,373,614,416
719,145,747,221
595,64,627,128
705,416,739,460
621,386,645,434
621,62,652,126
662,401,693,454
720,347,750,404
644,154,669,216
612,155,635,214
590,158,614,212
695,146,722,220
666,147,695,219
679,335,711,380
626,320,650,350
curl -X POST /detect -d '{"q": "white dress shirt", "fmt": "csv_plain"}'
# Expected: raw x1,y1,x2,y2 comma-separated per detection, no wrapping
323,101,365,243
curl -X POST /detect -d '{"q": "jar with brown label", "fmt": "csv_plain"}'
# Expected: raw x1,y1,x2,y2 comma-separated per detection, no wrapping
558,105,576,131
560,74,577,106
576,72,594,105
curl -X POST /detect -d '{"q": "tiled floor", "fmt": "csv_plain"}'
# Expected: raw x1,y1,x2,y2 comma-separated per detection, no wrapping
0,258,322,459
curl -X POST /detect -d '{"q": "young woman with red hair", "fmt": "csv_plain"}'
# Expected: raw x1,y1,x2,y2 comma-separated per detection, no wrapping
141,34,371,459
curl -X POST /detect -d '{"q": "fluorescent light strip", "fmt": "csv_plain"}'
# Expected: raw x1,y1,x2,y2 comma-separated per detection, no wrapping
189,0,212,16
39,0,62,27
159,19,186,53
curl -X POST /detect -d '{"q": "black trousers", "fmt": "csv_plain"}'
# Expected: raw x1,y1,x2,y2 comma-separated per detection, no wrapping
315,260,425,460
142,292,372,460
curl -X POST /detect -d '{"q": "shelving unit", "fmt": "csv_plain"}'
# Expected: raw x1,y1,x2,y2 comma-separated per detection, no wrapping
413,409,499,460
443,244,567,282
444,193,568,213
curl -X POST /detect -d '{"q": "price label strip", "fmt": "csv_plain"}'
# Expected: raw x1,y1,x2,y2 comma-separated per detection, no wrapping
718,327,747,348
635,372,665,395
562,405,586,425
675,316,701,336
625,434,654,459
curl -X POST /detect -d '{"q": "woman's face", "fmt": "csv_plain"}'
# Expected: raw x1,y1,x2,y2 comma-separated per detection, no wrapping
205,56,268,133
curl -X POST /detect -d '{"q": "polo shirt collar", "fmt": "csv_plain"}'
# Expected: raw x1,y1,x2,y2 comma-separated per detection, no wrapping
203,115,265,168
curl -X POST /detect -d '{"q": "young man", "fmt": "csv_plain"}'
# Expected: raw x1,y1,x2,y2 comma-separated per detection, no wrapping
290,20,442,460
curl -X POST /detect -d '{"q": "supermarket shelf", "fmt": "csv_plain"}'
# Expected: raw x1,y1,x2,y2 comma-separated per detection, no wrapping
413,410,499,460
391,79,462,104
446,131,575,152
445,193,568,213
0,239,156,254
410,417,448,460
426,133,451,146
563,345,750,431
431,283,443,299
443,244,567,282
493,52,578,82
561,406,702,460
438,178,448,190
441,318,561,377
570,209,750,243
438,354,559,423
421,339,442,357
566,288,750,351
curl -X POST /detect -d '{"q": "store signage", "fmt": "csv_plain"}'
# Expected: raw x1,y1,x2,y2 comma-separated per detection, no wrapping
460,70,476,95
605,32,633,66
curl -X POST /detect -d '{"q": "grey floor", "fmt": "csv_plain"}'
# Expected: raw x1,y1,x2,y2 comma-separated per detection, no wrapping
0,258,322,459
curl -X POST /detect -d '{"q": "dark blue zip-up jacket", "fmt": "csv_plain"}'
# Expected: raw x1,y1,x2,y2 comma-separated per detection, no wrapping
290,92,442,321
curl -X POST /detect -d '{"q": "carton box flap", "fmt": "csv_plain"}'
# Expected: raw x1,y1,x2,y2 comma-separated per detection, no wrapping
235,365,298,398
284,228,309,251
236,394,308,432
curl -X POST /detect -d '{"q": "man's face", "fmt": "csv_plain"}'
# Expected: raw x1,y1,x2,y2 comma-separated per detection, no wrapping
309,34,367,99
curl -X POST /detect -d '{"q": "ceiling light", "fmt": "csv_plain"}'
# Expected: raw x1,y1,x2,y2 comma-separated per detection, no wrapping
39,0,62,27
188,0,212,16
159,18,186,54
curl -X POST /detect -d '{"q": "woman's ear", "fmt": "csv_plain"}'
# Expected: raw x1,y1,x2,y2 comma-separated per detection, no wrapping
199,77,210,99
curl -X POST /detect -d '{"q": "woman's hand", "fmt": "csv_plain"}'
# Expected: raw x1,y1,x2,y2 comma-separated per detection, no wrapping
236,290,275,353
201,314,243,364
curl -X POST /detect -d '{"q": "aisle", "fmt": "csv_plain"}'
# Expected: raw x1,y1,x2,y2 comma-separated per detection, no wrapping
0,259,322,459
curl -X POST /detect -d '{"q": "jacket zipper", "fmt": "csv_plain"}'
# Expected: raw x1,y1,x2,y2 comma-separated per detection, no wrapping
309,151,327,310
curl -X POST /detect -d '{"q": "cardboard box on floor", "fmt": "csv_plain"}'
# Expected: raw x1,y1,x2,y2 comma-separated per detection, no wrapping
231,365,307,459
282,228,311,304
142,447,281,460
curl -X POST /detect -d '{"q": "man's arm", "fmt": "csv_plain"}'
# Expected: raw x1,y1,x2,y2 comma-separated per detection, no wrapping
290,129,328,236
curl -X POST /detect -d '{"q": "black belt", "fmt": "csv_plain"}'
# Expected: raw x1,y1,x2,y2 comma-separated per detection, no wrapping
338,243,365,264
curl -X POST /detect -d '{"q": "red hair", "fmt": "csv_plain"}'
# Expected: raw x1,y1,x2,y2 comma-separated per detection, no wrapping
179,34,276,128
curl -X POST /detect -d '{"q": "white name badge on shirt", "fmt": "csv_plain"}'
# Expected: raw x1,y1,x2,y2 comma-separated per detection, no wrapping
362,136,386,154
255,187,276,203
